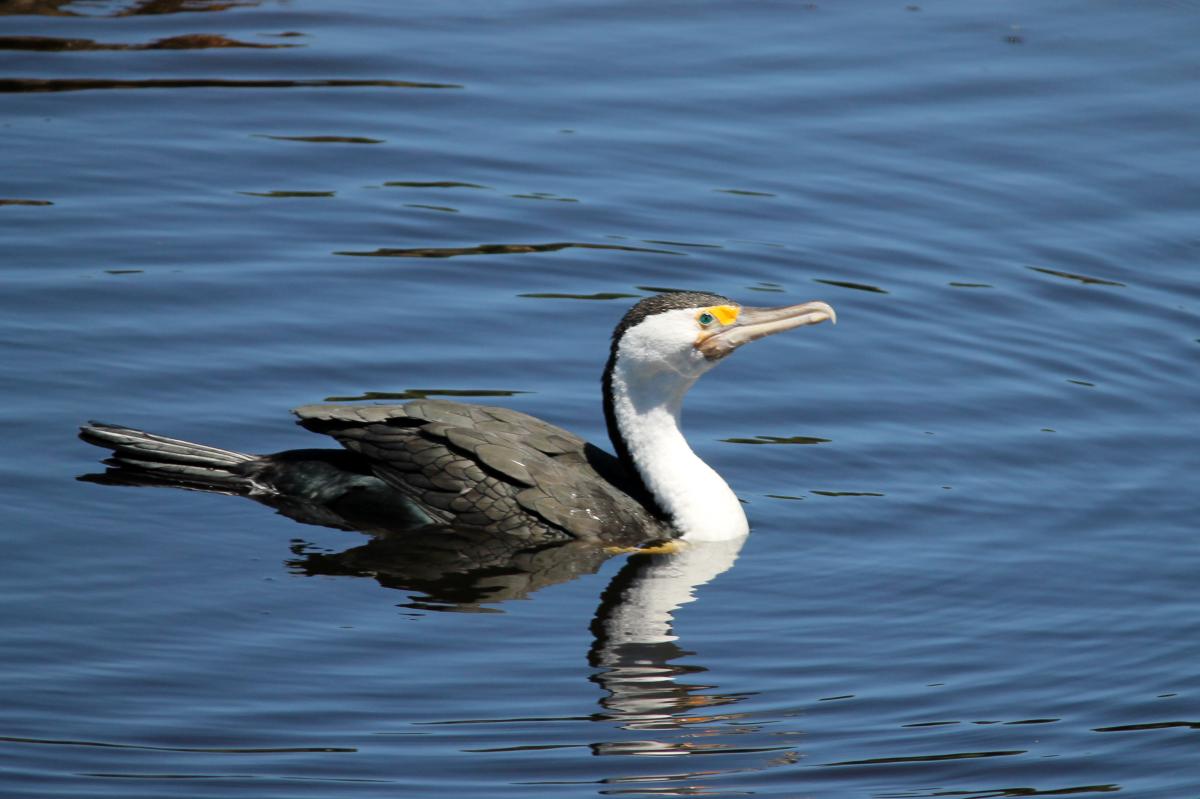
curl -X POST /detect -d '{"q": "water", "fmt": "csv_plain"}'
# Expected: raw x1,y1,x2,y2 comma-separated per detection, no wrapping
2,0,1198,796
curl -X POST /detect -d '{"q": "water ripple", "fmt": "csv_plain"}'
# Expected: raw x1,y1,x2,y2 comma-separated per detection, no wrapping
823,749,1026,767
0,78,461,93
336,242,683,258
0,735,354,754
0,34,297,50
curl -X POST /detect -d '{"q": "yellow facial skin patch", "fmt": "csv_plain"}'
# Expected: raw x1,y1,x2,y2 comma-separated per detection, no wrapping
702,305,740,326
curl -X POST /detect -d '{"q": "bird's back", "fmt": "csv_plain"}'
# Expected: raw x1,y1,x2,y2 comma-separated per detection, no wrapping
292,400,671,546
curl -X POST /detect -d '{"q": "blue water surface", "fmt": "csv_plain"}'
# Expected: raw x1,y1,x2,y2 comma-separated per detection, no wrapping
2,0,1198,796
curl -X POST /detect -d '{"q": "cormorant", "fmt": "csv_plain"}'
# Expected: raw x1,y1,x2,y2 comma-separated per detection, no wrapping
80,292,835,545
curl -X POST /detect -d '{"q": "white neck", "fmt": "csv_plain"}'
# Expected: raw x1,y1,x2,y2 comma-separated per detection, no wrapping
610,357,749,541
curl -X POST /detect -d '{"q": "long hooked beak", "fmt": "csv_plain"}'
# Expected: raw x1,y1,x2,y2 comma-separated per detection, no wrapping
697,301,836,360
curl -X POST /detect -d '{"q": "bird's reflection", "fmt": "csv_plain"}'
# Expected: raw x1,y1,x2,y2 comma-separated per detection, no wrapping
86,467,749,750
289,531,616,611
289,521,749,751
301,528,753,760
589,539,748,737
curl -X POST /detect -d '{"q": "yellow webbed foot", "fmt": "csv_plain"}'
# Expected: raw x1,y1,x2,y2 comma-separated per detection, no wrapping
605,538,687,556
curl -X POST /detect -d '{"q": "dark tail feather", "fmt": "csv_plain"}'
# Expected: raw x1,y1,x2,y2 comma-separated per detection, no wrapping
79,421,259,494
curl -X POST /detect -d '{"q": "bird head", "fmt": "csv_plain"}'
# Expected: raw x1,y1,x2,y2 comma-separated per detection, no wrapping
611,291,836,382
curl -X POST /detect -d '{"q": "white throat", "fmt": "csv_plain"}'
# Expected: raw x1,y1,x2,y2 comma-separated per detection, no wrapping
609,354,749,541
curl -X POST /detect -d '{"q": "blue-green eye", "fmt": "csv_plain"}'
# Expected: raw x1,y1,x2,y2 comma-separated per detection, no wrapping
698,312,716,327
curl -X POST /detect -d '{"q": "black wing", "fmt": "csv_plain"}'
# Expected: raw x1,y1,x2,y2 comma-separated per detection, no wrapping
292,400,670,546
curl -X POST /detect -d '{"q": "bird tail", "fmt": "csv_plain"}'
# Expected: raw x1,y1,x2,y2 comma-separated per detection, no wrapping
79,421,259,494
